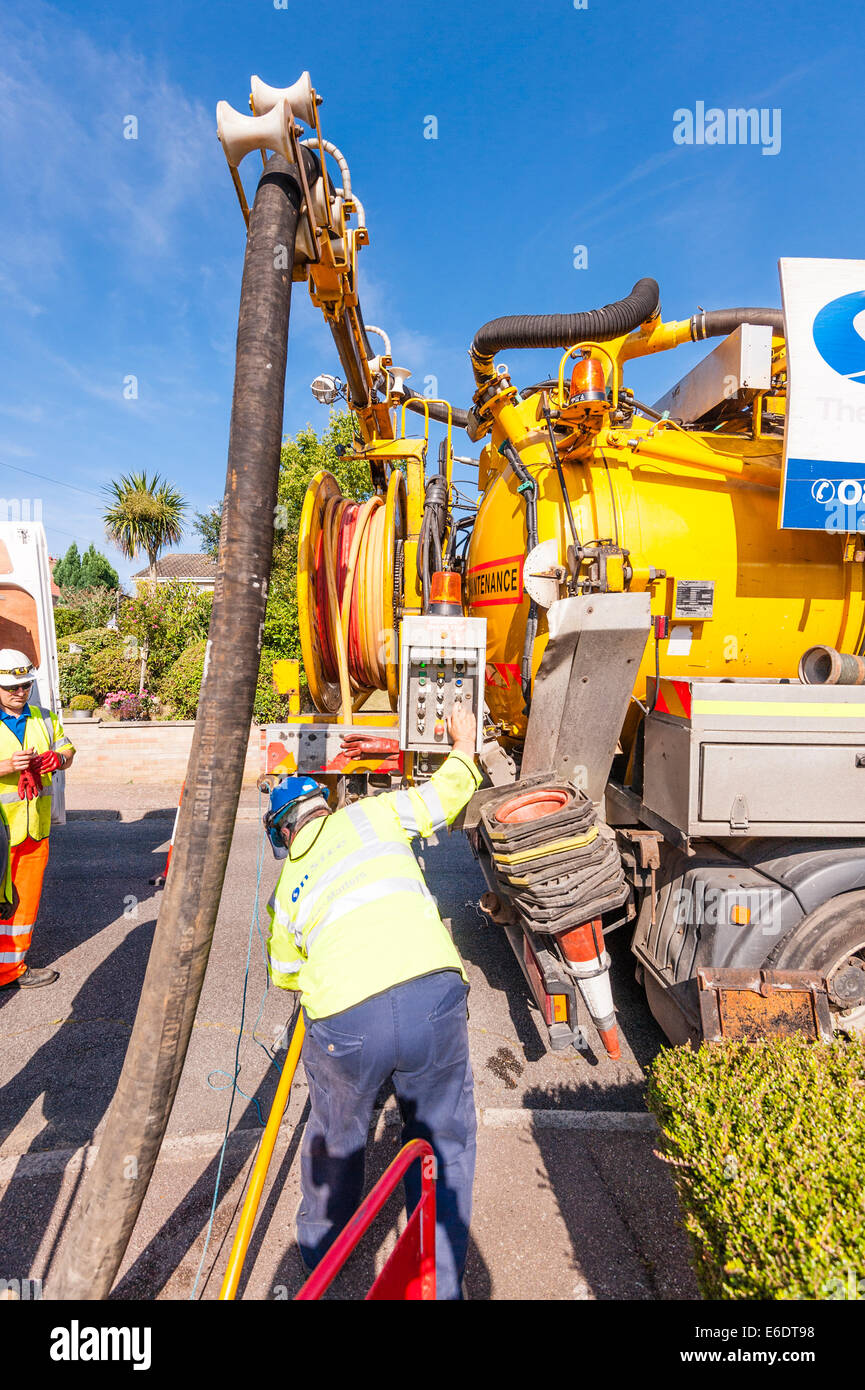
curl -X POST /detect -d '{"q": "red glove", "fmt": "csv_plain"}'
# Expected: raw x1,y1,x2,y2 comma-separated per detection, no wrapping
339,735,400,758
17,765,43,800
37,751,62,774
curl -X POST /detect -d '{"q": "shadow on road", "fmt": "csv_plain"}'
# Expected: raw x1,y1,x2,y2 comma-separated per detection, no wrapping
114,1071,492,1302
0,818,170,1281
522,1080,699,1301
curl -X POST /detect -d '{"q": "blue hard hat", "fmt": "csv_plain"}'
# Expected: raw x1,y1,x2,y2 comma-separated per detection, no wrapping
265,776,328,857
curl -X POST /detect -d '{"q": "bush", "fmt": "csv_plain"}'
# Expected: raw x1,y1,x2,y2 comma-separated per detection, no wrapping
58,630,128,704
69,695,96,712
646,1037,865,1300
120,580,212,684
55,584,118,631
54,607,88,641
57,628,120,656
158,640,207,718
88,647,141,702
104,690,155,721
58,653,94,704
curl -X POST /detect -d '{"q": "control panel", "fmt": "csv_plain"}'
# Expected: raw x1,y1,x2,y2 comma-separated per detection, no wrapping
399,615,486,754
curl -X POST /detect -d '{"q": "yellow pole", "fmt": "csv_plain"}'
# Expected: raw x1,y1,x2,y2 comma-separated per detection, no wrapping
218,1009,307,1300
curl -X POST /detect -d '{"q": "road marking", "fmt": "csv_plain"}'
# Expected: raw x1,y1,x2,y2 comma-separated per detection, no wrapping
0,1108,657,1180
481,1108,657,1131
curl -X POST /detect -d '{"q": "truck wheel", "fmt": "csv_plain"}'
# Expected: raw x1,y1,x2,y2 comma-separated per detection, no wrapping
767,891,865,1038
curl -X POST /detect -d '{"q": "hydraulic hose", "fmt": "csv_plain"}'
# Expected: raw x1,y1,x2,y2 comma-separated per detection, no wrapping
500,439,539,710
542,400,580,554
329,314,370,409
403,385,469,430
50,151,304,1301
353,300,470,428
314,493,388,709
417,472,449,609
471,278,661,367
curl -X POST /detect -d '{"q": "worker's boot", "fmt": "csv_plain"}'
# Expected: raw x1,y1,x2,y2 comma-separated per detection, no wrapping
2,966,59,988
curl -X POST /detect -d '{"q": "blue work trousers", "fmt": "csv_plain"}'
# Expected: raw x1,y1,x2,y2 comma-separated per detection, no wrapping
297,969,476,1300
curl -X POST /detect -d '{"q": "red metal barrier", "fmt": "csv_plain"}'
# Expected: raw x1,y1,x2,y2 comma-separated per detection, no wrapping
294,1138,436,1301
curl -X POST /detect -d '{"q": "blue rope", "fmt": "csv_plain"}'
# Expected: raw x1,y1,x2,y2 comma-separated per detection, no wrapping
189,790,272,1300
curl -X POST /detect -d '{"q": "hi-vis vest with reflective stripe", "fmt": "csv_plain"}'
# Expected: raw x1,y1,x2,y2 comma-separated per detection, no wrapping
0,706,74,847
266,749,482,1019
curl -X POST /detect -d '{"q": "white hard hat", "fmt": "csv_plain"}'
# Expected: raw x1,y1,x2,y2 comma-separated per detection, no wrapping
0,649,36,687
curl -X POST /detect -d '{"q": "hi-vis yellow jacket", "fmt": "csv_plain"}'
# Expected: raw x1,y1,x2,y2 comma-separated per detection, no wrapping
0,705,75,847
266,749,483,1019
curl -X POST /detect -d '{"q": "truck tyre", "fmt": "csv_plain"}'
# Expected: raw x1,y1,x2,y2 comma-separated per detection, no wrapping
767,890,865,1037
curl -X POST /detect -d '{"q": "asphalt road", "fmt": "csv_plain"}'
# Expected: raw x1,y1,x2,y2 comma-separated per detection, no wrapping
0,789,698,1301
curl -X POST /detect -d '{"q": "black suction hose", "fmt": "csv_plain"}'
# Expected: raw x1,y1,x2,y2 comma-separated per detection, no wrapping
471,278,661,364
50,151,304,1300
690,307,784,339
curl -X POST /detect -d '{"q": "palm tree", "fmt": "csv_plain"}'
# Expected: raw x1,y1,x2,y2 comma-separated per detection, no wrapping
104,472,186,694
103,472,186,587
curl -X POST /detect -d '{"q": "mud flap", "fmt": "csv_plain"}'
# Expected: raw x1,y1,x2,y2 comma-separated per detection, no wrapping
697,967,835,1043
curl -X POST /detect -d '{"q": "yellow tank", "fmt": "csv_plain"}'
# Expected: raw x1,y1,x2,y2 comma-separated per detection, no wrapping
466,380,865,742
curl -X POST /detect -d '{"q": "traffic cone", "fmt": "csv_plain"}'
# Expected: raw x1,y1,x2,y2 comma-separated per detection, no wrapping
150,781,185,887
557,917,621,1059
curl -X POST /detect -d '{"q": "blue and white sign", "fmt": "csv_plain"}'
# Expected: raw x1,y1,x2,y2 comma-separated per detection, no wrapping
779,258,865,530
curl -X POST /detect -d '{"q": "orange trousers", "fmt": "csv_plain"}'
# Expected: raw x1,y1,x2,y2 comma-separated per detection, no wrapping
0,837,50,986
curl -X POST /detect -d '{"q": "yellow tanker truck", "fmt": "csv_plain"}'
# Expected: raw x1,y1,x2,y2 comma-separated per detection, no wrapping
47,72,865,1298
221,73,865,1059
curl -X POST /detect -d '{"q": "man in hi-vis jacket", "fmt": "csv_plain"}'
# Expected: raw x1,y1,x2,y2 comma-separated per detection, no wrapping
0,650,75,989
265,703,481,1299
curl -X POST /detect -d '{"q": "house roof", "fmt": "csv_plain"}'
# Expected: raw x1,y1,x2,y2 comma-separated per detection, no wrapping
131,553,217,581
48,557,62,599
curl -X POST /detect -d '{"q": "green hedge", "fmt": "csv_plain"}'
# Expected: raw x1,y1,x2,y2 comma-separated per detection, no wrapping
57,628,119,656
87,647,141,702
58,629,127,704
158,639,207,718
54,607,88,641
647,1037,865,1300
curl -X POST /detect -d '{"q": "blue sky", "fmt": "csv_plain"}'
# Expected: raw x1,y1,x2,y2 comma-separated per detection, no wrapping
1,0,863,583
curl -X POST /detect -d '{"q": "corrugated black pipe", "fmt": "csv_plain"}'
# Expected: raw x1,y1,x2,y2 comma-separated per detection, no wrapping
471,278,661,363
690,307,784,340
49,150,304,1300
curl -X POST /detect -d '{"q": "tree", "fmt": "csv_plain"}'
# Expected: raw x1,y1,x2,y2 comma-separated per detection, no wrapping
103,471,186,692
53,544,82,590
192,506,222,561
54,542,119,591
103,472,186,587
80,544,119,590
